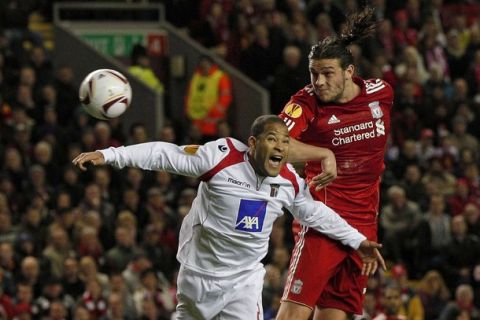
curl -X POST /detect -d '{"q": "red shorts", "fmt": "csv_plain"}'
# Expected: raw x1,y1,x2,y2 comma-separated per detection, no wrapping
282,223,377,314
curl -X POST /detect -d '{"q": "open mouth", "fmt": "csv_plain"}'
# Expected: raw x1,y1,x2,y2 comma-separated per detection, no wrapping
269,155,283,167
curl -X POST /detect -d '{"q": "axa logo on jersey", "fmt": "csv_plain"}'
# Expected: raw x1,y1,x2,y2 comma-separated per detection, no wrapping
235,199,267,232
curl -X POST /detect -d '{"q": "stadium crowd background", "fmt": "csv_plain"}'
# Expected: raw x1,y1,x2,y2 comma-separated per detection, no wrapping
1,0,480,319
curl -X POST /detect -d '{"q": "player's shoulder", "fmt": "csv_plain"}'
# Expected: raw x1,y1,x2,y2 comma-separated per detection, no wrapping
362,78,394,98
281,84,317,116
202,138,247,154
291,84,316,103
278,163,304,195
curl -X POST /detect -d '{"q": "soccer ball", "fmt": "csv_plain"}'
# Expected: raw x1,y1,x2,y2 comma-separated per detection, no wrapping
79,69,132,120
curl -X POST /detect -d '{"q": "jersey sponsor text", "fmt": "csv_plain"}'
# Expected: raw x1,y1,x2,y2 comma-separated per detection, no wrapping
332,120,385,146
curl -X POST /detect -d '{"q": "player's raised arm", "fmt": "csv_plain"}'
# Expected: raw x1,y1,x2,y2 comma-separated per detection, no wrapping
287,138,337,189
72,139,232,178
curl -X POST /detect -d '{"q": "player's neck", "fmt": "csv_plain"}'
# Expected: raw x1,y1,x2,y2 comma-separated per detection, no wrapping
337,80,360,103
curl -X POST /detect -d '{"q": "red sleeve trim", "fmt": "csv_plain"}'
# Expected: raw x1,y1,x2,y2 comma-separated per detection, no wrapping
280,166,299,196
199,138,245,181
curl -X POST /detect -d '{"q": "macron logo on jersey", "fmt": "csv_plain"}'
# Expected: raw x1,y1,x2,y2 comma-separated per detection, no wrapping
235,199,267,232
327,115,340,124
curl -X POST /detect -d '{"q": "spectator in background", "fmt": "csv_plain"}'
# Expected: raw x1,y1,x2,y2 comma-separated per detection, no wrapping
53,65,79,127
389,140,420,180
141,224,174,278
270,45,309,114
442,215,480,292
105,272,137,320
439,284,480,320
42,225,75,279
417,194,452,273
448,115,478,153
421,157,457,197
445,30,469,81
128,122,149,145
305,0,344,33
184,55,232,140
122,253,153,295
78,255,109,292
80,278,108,320
157,122,177,144
409,270,450,320
393,10,418,56
400,164,428,209
288,22,311,72
128,44,164,93
28,46,53,87
464,203,480,236
372,285,408,320
349,43,373,79
415,129,436,170
263,264,284,317
72,305,91,320
0,268,16,319
420,31,450,80
104,225,141,273
132,268,175,319
387,264,420,316
13,282,33,319
61,257,84,300
380,185,422,268
463,164,480,202
32,278,75,319
78,183,115,249
101,291,132,320
240,23,279,89
448,179,474,216
92,122,121,150
313,13,336,42
76,225,104,265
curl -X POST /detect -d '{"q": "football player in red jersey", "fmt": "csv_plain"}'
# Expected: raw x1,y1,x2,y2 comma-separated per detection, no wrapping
277,7,392,320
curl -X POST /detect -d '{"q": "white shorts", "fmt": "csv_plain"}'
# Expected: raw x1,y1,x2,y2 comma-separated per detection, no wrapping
175,264,265,320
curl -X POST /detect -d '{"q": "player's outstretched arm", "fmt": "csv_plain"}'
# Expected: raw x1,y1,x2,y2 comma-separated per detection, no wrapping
72,151,105,171
287,138,337,190
357,240,386,276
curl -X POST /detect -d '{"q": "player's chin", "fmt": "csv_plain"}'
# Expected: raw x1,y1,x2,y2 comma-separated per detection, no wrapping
265,166,281,177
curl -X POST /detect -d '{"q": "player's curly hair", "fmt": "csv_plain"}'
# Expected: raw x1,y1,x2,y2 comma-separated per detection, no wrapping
309,6,377,69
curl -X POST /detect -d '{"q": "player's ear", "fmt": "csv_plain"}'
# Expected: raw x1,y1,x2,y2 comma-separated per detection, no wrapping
345,64,355,80
248,136,256,149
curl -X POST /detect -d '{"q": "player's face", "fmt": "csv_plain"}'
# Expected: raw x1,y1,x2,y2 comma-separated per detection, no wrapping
248,122,290,177
309,58,353,103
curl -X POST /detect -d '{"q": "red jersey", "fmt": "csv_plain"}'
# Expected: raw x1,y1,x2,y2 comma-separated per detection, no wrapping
280,77,393,225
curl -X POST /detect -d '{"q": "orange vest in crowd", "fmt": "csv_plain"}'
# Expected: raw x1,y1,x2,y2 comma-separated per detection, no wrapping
185,65,232,136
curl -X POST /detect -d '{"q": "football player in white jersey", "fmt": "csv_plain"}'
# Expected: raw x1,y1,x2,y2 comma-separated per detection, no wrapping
73,115,385,320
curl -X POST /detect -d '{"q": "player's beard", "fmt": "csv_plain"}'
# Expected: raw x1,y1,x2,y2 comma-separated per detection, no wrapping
315,75,346,103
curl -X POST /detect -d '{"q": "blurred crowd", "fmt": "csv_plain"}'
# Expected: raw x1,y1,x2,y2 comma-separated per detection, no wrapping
0,0,480,319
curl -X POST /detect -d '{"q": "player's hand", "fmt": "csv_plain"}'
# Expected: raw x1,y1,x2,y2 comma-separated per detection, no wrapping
309,149,337,191
72,151,105,171
356,240,386,276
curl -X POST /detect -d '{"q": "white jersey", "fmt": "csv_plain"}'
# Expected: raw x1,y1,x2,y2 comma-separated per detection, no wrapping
100,138,366,277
